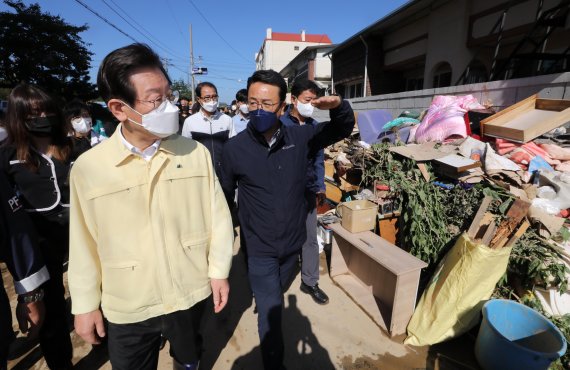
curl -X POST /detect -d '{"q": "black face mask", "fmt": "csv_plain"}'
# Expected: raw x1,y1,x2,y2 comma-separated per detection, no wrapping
25,115,59,135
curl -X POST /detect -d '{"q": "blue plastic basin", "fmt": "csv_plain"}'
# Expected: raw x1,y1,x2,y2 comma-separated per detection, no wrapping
475,299,567,370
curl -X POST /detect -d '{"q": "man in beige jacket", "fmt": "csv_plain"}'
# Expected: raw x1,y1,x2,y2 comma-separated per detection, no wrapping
68,43,234,370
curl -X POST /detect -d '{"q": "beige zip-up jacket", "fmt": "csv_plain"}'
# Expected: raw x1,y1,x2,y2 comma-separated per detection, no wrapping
68,129,233,324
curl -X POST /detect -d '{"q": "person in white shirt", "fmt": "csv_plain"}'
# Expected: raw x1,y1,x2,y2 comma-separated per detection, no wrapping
232,89,249,135
181,82,235,178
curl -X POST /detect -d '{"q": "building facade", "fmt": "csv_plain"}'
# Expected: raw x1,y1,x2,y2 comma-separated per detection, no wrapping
279,45,335,93
328,0,570,99
255,28,332,73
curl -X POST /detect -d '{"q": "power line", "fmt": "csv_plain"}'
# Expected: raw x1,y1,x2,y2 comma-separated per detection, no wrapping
184,0,250,63
164,0,187,45
100,0,188,62
73,0,137,43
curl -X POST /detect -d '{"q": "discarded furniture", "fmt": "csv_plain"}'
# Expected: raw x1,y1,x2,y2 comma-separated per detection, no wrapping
329,223,427,336
481,94,570,143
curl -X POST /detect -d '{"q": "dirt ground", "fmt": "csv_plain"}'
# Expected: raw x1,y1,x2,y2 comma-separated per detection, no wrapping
3,235,481,370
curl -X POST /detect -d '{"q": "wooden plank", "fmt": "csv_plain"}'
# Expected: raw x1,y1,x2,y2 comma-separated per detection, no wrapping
325,180,342,203
389,142,449,162
467,196,493,238
390,270,422,336
417,163,431,182
378,217,398,244
504,219,531,249
535,98,570,111
481,221,497,246
480,93,537,134
474,212,495,241
434,154,481,174
490,199,531,248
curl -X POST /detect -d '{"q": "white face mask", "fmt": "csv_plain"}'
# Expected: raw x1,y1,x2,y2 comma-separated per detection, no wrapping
124,100,180,138
296,101,314,118
0,127,7,142
71,117,92,134
231,105,237,111
239,104,249,115
201,100,218,113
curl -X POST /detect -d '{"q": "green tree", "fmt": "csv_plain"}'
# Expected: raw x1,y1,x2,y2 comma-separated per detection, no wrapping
0,0,96,100
171,79,193,100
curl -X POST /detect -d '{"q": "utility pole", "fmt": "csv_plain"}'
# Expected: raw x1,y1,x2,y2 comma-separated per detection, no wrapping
189,24,195,104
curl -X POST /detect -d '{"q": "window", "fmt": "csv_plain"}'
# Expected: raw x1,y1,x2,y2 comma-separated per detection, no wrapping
433,62,452,88
345,82,363,98
405,78,424,91
294,46,299,51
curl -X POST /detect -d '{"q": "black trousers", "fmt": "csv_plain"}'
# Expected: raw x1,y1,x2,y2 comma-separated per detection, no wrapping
38,237,73,370
0,284,14,370
107,299,206,370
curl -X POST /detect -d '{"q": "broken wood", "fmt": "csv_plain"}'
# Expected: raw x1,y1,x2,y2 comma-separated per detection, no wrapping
417,163,430,182
467,196,493,239
490,199,531,249
504,220,531,249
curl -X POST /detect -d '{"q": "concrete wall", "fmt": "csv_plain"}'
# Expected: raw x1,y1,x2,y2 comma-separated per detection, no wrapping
313,72,570,122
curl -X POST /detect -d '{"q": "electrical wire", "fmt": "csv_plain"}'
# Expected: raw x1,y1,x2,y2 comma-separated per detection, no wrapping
73,0,138,43
184,0,250,63
100,0,188,61
164,0,187,45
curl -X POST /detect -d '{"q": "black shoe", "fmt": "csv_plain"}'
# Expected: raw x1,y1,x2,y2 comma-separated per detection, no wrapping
300,282,329,305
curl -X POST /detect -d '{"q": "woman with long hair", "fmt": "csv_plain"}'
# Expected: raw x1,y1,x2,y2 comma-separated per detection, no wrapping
0,83,73,369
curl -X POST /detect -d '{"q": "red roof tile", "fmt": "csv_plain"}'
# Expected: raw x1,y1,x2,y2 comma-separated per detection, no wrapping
269,32,332,43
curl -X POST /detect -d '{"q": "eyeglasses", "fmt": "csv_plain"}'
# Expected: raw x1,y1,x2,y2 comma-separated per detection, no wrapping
137,90,179,109
200,94,219,103
248,101,281,111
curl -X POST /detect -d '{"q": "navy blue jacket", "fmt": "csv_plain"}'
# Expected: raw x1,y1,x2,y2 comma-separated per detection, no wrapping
0,171,48,293
280,107,325,193
221,100,354,258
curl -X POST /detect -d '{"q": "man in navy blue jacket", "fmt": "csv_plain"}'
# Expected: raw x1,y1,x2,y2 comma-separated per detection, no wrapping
280,79,329,305
1,172,49,369
221,70,354,370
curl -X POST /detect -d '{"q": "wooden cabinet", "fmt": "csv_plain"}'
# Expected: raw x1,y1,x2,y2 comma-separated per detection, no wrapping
329,223,427,337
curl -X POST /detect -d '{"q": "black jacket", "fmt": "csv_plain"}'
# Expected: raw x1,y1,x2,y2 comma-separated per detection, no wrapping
0,171,47,291
221,100,354,258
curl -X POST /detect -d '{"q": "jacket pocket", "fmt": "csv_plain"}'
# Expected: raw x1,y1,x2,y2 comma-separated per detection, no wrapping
179,234,209,281
100,260,159,314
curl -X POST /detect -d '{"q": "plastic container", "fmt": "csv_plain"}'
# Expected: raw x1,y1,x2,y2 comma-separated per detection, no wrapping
338,200,378,233
475,299,567,370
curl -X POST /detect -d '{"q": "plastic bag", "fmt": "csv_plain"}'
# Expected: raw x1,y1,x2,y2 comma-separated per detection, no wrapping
405,233,511,346
414,95,485,143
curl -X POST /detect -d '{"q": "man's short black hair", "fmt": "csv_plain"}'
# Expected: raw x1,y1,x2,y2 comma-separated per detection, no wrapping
195,82,217,98
247,70,287,103
97,43,171,105
235,88,247,103
291,79,319,98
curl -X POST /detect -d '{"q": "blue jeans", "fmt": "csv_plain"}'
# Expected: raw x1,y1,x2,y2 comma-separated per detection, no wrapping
247,253,298,370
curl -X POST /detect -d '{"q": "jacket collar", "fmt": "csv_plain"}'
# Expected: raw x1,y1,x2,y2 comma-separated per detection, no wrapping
284,106,315,126
246,121,286,148
111,124,176,166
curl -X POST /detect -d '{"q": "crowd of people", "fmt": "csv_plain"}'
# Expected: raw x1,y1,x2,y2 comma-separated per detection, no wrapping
0,42,355,370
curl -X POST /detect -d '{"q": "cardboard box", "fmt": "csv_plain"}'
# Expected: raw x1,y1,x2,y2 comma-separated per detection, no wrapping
329,223,427,336
481,94,570,143
339,200,378,233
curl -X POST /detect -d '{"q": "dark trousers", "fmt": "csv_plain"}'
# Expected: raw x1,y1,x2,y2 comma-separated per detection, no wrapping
107,300,206,370
247,253,298,370
301,191,319,286
39,239,73,370
0,285,13,370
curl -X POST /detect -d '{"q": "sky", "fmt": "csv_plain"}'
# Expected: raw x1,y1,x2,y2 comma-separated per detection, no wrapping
0,0,409,103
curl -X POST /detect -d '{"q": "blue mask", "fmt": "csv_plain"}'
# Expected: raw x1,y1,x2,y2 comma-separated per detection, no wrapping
249,109,278,133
